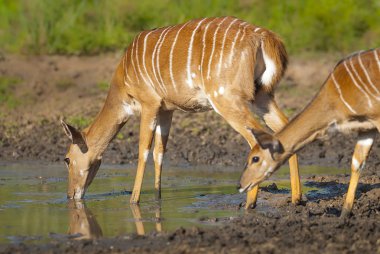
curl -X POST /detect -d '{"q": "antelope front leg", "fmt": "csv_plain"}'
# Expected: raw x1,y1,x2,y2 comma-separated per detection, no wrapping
209,96,267,209
130,107,158,204
253,93,302,204
341,130,376,217
153,111,173,200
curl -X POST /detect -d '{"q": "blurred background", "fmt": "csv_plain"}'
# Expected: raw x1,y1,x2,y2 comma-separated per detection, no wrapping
1,0,379,55
0,0,379,164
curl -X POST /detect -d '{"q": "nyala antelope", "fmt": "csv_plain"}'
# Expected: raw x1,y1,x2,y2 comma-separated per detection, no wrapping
239,48,380,216
61,16,301,209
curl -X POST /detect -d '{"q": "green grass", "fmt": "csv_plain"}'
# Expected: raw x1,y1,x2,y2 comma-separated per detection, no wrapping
0,76,22,108
97,81,109,91
67,116,92,129
0,0,379,55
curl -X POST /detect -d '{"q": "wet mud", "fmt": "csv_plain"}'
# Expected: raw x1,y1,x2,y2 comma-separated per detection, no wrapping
0,54,379,253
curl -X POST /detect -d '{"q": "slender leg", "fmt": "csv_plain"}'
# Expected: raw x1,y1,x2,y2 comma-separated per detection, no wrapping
253,91,302,204
130,204,145,235
209,95,267,209
155,202,162,232
153,111,173,200
341,130,376,217
130,106,159,204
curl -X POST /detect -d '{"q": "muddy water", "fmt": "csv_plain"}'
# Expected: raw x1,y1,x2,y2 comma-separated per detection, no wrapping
0,162,342,244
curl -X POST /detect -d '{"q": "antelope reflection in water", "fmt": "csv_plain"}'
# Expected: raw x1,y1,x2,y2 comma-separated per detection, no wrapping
67,201,162,239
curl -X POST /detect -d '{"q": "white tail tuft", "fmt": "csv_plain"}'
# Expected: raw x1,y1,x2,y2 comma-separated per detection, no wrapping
261,42,277,86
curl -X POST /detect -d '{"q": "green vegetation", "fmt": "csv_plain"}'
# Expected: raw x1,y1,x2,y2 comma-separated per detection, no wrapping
0,76,21,108
67,116,92,129
97,81,109,91
0,0,379,55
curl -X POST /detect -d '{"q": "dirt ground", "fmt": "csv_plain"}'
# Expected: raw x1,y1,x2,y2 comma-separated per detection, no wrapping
0,54,379,253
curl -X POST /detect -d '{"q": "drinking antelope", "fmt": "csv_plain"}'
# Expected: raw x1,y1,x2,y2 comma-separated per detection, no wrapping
61,16,301,209
239,48,380,216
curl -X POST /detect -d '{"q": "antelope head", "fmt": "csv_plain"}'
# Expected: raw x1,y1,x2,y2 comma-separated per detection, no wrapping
61,120,101,200
239,128,285,193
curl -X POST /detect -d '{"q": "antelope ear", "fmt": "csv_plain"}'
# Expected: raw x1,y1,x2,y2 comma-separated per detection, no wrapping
61,119,88,153
246,127,284,156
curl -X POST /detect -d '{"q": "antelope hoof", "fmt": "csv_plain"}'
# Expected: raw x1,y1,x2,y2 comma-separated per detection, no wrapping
340,208,352,218
130,193,140,204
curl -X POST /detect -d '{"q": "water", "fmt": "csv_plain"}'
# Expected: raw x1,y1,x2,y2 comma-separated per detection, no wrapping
0,162,343,244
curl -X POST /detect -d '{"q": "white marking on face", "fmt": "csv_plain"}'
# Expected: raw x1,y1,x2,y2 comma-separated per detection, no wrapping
217,18,238,76
262,160,267,167
331,73,357,114
207,17,228,80
123,102,134,116
261,41,277,86
218,86,225,95
143,150,149,162
358,53,380,95
186,18,207,88
79,170,85,177
72,160,77,166
344,60,373,107
170,21,191,92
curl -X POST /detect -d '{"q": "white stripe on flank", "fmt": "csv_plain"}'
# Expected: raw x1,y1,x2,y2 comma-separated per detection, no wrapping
344,61,373,107
228,22,245,65
239,23,249,42
358,52,380,94
186,18,207,88
200,18,216,89
261,41,277,86
169,21,191,92
135,33,152,87
207,17,228,80
331,73,357,114
374,49,380,72
151,27,171,95
254,27,261,32
217,18,238,76
142,31,156,90
157,26,175,94
349,57,380,102
130,38,139,82
122,54,130,86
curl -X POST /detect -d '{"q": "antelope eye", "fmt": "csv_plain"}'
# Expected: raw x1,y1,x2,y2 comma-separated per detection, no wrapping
251,156,260,163
64,158,70,166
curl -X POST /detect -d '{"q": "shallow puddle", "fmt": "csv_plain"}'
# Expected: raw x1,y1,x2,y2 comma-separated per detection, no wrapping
0,162,343,244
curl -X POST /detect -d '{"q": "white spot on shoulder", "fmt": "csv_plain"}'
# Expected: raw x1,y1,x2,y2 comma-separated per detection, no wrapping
218,86,225,95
